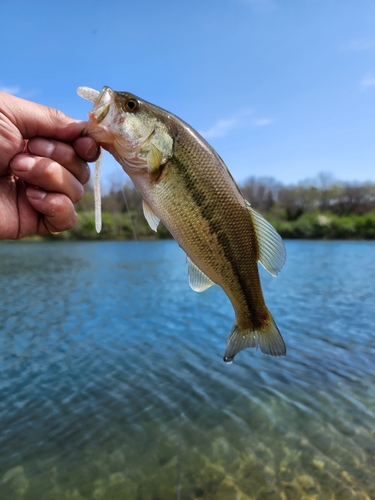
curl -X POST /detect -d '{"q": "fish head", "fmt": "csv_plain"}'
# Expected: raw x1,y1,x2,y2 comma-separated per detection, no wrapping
78,86,174,172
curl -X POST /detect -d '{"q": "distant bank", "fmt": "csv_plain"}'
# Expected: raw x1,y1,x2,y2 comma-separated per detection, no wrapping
19,175,370,241
38,209,373,241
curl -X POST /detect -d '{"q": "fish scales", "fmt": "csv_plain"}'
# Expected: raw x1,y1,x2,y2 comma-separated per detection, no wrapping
147,128,268,331
78,86,287,361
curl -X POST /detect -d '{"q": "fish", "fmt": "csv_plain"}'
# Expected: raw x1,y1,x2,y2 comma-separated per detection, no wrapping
77,85,286,362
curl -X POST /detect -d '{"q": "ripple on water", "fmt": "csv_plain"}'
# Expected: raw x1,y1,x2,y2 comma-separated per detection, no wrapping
0,240,375,498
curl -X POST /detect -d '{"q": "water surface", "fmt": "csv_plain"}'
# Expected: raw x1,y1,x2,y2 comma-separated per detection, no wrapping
0,241,374,499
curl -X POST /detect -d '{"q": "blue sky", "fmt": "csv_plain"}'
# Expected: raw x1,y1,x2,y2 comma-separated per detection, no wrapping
2,0,375,189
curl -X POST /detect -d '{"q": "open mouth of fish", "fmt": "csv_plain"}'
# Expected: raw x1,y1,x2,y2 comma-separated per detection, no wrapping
89,87,114,124
78,86,114,126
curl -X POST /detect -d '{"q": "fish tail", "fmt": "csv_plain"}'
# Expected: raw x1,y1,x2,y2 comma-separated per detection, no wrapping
223,314,286,363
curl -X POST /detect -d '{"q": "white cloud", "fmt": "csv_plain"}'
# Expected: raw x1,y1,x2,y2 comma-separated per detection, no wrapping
0,86,39,99
361,76,375,88
253,117,275,127
200,118,238,138
200,109,275,139
200,108,253,139
0,85,21,95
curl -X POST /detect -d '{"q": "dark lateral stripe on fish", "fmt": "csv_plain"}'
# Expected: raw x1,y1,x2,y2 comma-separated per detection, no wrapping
171,146,258,315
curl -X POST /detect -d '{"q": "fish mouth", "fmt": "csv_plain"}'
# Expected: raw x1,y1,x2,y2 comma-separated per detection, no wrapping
88,86,114,124
81,86,116,139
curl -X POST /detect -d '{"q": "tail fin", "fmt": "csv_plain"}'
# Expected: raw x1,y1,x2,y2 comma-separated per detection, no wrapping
223,315,286,363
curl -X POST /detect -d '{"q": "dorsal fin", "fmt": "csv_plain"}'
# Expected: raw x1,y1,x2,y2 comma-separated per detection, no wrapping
187,256,215,292
246,202,286,277
142,199,160,232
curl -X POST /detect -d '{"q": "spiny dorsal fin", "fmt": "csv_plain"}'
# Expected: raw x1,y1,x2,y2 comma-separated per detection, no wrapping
142,199,160,232
246,202,286,277
187,256,215,292
147,144,163,177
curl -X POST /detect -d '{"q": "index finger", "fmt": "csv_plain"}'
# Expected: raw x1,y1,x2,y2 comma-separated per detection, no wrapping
0,91,86,142
27,137,90,185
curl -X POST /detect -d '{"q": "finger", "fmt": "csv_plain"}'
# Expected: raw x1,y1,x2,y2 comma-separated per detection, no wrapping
0,91,86,142
10,153,84,204
26,186,78,233
73,136,101,162
27,137,90,185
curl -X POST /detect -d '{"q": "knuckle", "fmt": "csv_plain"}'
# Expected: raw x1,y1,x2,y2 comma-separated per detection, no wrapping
64,212,78,230
42,159,59,181
81,164,91,185
73,184,84,204
46,197,77,231
49,195,66,214
57,142,77,164
48,107,68,124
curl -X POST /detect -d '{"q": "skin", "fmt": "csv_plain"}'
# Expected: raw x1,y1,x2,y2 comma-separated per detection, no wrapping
0,91,100,239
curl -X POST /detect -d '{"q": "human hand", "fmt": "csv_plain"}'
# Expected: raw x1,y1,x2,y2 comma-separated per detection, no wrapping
0,91,100,239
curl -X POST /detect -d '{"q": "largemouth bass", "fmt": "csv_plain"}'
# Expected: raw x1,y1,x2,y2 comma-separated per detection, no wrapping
78,86,286,362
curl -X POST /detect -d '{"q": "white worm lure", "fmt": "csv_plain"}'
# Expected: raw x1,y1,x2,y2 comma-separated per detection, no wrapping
77,86,103,233
93,148,103,233
77,86,100,103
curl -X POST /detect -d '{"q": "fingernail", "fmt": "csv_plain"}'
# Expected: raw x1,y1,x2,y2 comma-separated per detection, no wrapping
85,141,99,160
10,155,35,172
28,138,55,157
27,186,47,200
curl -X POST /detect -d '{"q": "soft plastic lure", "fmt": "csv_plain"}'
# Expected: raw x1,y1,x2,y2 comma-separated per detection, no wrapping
77,86,103,233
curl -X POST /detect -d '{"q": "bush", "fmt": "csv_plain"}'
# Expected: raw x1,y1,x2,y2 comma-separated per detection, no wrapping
268,212,375,239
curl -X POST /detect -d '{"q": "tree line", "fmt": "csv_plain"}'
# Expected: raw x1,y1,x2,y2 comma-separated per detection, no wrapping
51,173,375,240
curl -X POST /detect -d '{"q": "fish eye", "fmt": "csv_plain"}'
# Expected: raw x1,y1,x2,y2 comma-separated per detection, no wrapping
123,98,140,113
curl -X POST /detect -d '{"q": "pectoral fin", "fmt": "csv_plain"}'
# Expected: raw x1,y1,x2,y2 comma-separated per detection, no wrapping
147,144,164,177
142,199,160,232
246,202,286,277
187,257,215,292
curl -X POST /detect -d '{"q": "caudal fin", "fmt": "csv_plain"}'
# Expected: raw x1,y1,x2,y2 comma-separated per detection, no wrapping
223,315,286,363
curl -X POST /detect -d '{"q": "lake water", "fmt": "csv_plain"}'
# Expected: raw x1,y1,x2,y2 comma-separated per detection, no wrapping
0,240,374,500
